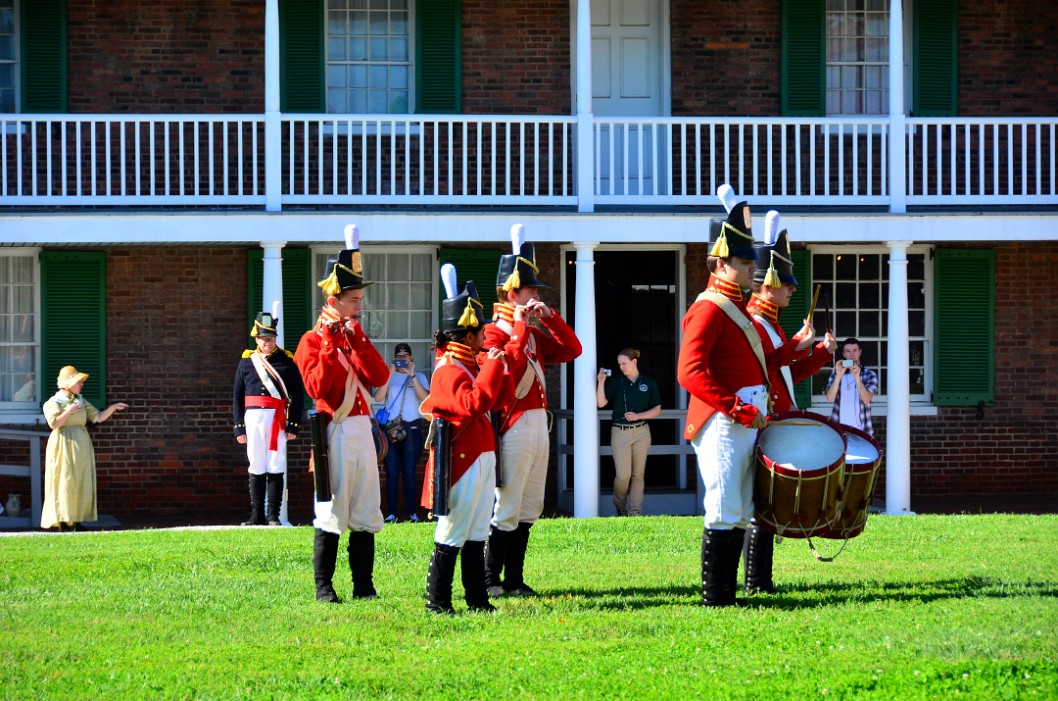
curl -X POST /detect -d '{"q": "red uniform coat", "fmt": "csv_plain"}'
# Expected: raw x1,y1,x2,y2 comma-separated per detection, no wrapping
677,275,803,438
294,316,389,418
747,295,834,414
484,305,582,432
419,347,514,484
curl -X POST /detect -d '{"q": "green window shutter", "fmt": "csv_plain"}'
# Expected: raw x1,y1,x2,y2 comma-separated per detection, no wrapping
781,0,824,117
20,0,67,113
40,251,105,407
933,249,993,406
913,0,957,117
778,249,814,408
438,247,501,318
416,0,461,114
280,0,324,112
246,248,314,350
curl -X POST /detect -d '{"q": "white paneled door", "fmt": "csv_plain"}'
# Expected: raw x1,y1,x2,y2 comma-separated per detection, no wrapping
591,0,665,196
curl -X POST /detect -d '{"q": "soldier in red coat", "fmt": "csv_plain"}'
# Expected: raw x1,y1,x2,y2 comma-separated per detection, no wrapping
677,186,815,607
295,225,390,604
743,211,837,596
483,224,582,597
419,265,513,614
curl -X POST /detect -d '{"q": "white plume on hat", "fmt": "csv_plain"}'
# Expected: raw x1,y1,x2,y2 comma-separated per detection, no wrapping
441,263,459,299
271,300,282,319
510,223,526,254
717,184,738,214
764,211,781,245
344,224,359,250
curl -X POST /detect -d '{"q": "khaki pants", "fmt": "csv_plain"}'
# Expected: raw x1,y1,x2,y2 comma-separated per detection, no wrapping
611,424,651,515
492,409,549,531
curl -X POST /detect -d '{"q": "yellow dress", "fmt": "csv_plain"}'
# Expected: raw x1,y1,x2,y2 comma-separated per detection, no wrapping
41,392,100,528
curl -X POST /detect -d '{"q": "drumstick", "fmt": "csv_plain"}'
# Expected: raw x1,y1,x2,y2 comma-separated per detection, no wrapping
806,284,822,322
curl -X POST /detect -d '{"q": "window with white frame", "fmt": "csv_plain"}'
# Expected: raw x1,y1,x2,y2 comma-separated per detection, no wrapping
0,252,38,405
313,247,436,383
826,0,889,115
326,0,411,114
809,246,930,402
0,0,16,114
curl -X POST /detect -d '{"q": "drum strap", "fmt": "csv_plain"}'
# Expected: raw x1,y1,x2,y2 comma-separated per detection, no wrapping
699,291,772,404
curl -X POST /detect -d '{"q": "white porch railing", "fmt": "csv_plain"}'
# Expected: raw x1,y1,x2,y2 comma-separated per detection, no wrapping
2,113,1056,210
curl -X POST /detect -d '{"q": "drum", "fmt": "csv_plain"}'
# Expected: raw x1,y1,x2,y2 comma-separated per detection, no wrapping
754,411,846,538
821,425,882,539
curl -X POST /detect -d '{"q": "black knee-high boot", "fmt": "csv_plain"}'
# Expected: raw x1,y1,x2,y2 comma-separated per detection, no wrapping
347,531,378,599
701,528,742,607
743,523,776,595
484,526,514,597
727,527,747,605
264,473,283,526
461,540,496,612
503,522,537,596
241,474,266,526
313,528,341,603
426,543,460,614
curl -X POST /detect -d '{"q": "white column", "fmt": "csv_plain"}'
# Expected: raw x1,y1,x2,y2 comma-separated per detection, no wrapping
264,0,282,212
884,241,914,515
888,0,907,213
261,240,292,525
572,242,600,517
575,0,595,213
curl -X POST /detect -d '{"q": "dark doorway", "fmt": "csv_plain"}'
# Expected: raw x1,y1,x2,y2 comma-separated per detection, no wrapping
565,249,681,494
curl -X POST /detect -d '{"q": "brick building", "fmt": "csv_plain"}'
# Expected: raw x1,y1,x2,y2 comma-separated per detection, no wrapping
1,0,1056,527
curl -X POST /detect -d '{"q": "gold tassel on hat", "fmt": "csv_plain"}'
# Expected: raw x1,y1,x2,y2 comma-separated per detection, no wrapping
502,267,522,292
457,299,481,328
763,252,782,288
318,264,341,296
709,230,730,258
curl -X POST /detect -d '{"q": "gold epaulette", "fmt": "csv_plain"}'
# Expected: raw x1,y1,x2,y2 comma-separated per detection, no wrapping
241,349,254,359
281,348,294,359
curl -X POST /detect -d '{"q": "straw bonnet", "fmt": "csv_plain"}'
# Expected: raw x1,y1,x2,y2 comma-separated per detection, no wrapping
56,365,89,389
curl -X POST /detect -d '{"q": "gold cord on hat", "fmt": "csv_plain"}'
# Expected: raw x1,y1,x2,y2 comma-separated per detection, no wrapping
710,221,754,259
501,256,540,292
763,249,793,289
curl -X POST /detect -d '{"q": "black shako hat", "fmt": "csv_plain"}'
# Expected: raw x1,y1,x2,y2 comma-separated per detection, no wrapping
318,224,369,295
753,210,798,287
441,263,485,332
496,223,548,291
708,184,758,261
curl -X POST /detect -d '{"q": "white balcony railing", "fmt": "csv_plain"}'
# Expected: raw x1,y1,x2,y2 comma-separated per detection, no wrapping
2,113,1056,210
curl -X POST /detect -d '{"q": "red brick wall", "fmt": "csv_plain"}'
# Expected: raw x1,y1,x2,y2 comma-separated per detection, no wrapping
670,0,781,116
958,1,1058,115
461,0,571,115
67,0,264,113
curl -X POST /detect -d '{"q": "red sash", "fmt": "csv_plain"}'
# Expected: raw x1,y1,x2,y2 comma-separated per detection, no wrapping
245,395,287,451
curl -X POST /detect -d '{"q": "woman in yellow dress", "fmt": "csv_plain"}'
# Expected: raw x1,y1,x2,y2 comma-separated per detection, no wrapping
41,366,128,531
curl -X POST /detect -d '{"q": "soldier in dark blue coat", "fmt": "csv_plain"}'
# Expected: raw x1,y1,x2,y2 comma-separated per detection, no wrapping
233,309,305,525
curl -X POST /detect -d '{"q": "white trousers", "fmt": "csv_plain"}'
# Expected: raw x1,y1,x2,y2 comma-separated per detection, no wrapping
434,452,497,547
492,409,549,531
244,408,287,475
692,385,768,530
313,415,383,535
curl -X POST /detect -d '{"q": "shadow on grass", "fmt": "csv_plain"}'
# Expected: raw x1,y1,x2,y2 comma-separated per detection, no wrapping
542,577,1057,611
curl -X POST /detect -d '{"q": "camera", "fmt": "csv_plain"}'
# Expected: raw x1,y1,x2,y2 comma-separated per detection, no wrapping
601,368,612,376
842,359,854,368
394,359,409,369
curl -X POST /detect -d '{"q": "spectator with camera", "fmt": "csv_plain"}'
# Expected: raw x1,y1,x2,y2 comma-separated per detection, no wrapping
373,342,430,523
825,337,879,437
595,349,661,517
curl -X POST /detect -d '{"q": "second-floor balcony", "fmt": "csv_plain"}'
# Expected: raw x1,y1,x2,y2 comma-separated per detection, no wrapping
2,113,1056,212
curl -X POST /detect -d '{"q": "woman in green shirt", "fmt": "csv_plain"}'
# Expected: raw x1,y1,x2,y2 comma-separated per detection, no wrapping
596,348,662,516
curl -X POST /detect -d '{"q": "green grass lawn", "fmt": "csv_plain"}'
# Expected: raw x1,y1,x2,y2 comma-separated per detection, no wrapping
1,514,1056,700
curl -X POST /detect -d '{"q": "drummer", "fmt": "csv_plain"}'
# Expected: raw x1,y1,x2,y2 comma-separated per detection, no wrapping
677,185,815,608
743,211,838,596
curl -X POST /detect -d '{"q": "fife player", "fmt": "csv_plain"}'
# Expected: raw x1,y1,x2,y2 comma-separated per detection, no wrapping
483,224,582,597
